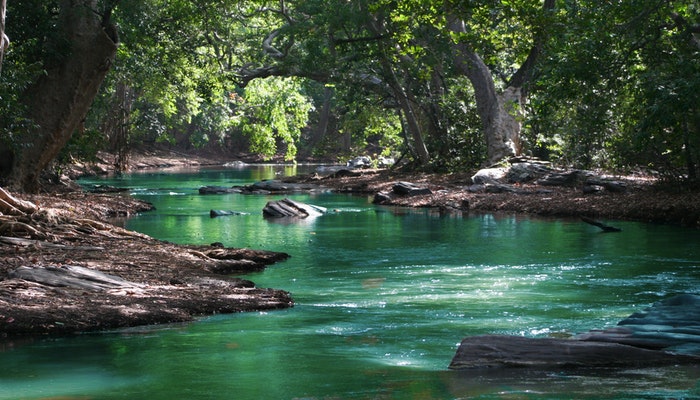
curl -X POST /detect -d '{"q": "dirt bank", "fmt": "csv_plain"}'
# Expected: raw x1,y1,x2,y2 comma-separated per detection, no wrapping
297,168,700,228
0,185,293,337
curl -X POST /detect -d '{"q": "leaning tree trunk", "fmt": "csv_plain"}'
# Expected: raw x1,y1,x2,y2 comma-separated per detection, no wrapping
9,0,118,192
447,0,554,166
448,17,518,165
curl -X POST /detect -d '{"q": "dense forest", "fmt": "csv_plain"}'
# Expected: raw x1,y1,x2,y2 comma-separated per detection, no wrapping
0,0,698,192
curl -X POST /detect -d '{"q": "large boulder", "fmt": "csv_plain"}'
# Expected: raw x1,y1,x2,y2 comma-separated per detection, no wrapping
262,198,327,219
471,167,508,184
450,294,700,369
505,162,552,183
346,156,372,169
449,334,700,370
577,294,700,354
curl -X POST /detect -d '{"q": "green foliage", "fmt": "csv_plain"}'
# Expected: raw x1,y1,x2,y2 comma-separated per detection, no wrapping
57,127,107,165
337,101,403,157
4,0,697,181
531,0,700,180
0,0,58,154
232,77,313,161
428,77,486,170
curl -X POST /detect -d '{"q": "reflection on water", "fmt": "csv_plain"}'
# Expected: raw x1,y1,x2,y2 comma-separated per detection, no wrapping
0,166,698,399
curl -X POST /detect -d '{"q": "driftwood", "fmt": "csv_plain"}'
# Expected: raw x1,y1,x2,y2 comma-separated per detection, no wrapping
0,236,104,251
9,265,144,291
0,186,38,215
581,216,622,232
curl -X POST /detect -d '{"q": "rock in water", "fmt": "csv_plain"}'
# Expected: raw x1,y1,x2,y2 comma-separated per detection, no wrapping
450,294,700,369
210,209,247,218
449,334,700,369
262,198,326,218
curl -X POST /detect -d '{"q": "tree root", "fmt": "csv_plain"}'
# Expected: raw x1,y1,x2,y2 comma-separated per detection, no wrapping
0,187,38,215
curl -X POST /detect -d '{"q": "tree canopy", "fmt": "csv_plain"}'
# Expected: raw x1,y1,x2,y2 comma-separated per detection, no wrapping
0,0,698,191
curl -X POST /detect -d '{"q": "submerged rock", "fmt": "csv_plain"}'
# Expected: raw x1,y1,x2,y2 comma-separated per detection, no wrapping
210,209,248,218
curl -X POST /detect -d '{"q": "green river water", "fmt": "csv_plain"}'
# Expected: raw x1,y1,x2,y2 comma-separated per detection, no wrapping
1,165,699,399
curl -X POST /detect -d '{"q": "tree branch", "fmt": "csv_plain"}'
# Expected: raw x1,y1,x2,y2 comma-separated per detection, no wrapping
506,0,555,90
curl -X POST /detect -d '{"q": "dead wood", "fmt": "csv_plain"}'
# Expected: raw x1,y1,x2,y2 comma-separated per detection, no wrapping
9,265,144,291
0,187,38,214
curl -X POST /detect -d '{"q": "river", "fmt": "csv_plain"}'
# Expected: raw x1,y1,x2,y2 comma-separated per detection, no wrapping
1,165,699,399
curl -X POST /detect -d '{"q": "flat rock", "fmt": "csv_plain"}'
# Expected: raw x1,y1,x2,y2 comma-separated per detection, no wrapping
451,294,700,369
577,294,700,354
199,185,240,194
449,334,700,369
245,180,327,194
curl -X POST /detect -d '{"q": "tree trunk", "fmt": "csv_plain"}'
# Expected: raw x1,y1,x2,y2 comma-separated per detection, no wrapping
0,0,8,76
447,0,554,165
367,16,430,165
448,17,517,165
301,86,333,158
377,55,430,164
8,0,118,192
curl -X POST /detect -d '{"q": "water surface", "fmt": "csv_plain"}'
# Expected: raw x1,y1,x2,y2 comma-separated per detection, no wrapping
1,166,699,399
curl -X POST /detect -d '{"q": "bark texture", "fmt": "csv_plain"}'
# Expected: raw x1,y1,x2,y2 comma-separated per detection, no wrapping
448,17,517,165
447,0,554,165
9,0,118,192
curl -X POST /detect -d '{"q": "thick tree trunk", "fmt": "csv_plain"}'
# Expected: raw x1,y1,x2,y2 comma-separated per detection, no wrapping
367,16,430,165
447,0,553,165
301,86,333,158
448,17,517,165
9,0,118,192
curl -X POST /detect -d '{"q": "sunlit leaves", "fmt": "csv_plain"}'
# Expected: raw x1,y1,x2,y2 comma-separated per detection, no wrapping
233,77,313,161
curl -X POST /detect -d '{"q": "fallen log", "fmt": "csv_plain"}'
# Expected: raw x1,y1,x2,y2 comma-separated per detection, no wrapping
0,236,104,251
0,187,38,215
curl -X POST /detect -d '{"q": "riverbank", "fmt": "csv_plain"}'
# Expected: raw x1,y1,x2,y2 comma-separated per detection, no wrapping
296,167,700,228
2,149,699,337
76,148,700,228
0,181,293,337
